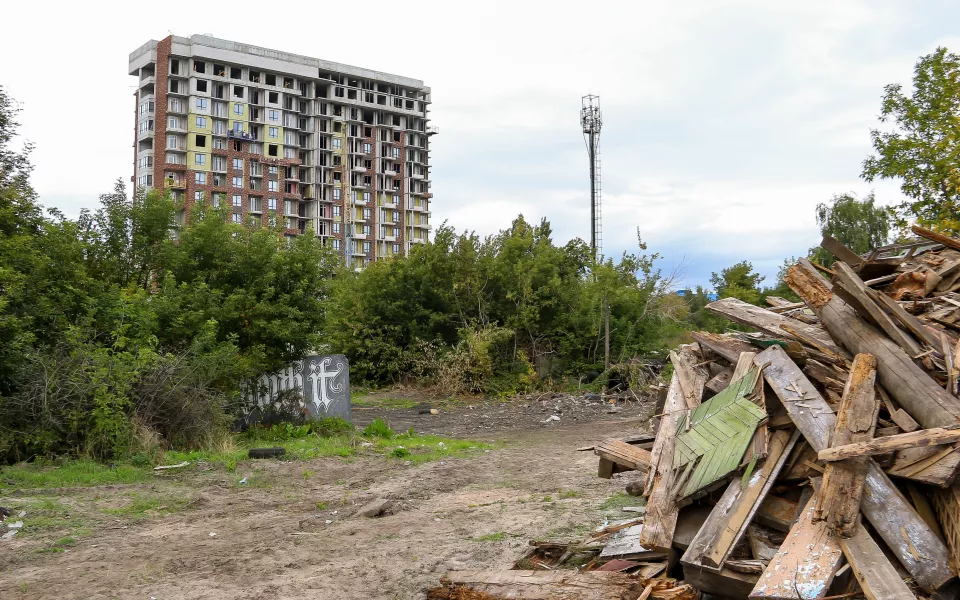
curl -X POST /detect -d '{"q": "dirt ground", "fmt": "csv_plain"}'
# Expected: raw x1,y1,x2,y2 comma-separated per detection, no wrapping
0,396,657,600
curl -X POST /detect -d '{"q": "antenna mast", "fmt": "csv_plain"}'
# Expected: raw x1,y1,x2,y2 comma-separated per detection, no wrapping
581,95,602,260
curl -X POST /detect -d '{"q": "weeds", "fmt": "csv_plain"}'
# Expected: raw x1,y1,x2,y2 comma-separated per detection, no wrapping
362,418,394,439
471,531,507,542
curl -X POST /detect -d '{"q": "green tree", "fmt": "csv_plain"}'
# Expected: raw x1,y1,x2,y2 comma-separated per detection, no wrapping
809,193,891,267
710,261,764,305
862,47,960,233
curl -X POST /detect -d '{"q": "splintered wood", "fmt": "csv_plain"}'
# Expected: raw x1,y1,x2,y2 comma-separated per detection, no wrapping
638,371,686,553
750,492,843,600
815,354,878,537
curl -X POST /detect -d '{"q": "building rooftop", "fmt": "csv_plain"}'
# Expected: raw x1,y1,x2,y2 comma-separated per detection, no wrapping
129,34,429,92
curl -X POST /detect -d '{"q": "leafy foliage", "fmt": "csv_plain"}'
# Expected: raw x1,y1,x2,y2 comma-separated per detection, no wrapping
862,47,960,233
809,193,891,266
710,261,764,305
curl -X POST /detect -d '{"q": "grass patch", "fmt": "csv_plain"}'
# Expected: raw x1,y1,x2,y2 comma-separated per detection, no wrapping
471,531,507,542
0,459,151,489
599,492,640,511
104,493,190,518
2,422,489,490
559,490,582,499
37,536,77,553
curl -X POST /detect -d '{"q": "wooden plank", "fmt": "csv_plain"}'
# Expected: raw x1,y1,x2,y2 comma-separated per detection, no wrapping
839,523,916,600
818,427,960,462
868,285,943,349
816,353,879,537
706,297,842,355
639,371,686,552
691,331,757,364
670,345,707,410
756,495,799,532
681,429,798,570
595,439,652,473
890,408,920,433
749,491,843,600
681,565,759,600
599,524,665,560
833,262,922,356
912,224,960,252
820,234,865,267
598,457,615,479
886,445,960,486
756,345,954,593
785,262,960,431
907,484,946,541
802,359,846,393
706,368,734,395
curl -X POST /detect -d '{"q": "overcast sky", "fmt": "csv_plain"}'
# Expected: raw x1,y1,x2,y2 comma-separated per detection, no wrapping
2,1,957,288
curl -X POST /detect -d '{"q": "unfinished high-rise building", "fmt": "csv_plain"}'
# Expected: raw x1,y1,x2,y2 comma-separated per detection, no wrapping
129,35,435,266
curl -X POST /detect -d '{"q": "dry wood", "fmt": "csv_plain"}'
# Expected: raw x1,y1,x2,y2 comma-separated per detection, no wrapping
746,526,780,561
912,224,960,252
706,368,734,395
820,234,864,267
906,484,945,541
639,372,686,552
691,331,757,364
681,429,798,570
756,495,799,532
886,445,960,486
890,408,920,433
945,331,958,397
749,491,843,600
681,566,759,600
786,262,960,431
594,439,652,475
670,345,707,410
817,426,960,462
755,345,954,592
839,523,916,600
816,353,879,537
803,359,846,393
832,262,922,356
868,286,943,349
706,297,843,355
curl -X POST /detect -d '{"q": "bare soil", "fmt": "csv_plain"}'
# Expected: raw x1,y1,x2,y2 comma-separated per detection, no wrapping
0,396,656,600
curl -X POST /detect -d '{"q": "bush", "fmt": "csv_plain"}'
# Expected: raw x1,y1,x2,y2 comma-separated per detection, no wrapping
362,418,394,439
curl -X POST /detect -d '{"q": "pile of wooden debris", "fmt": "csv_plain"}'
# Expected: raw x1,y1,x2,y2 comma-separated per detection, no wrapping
429,226,960,600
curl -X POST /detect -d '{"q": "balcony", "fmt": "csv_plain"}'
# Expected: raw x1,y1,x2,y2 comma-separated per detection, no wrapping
427,126,439,135
164,178,186,189
228,130,257,141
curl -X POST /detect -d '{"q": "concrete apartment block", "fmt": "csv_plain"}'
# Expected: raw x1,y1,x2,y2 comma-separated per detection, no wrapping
130,35,435,266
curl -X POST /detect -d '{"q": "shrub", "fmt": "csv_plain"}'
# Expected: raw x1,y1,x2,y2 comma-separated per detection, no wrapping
362,418,394,439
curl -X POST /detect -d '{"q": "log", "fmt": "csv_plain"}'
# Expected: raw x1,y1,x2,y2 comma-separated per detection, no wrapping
832,262,921,356
639,372,686,552
681,429,798,570
706,297,843,355
755,345,955,593
816,353,879,537
890,408,920,433
868,286,943,349
785,263,960,432
818,427,960,462
912,224,960,252
839,523,916,600
691,331,756,364
749,491,843,600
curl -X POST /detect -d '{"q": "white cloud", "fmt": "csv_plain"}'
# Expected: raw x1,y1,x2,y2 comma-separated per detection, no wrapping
0,0,954,287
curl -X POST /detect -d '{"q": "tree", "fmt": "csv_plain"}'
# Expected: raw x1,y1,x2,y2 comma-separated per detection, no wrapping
809,192,891,266
862,47,960,233
710,261,764,305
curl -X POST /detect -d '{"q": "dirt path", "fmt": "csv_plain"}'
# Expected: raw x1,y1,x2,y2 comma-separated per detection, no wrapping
0,401,655,600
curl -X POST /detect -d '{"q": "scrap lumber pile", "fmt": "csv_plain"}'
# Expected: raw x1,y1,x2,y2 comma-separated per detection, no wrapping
429,229,960,600
587,229,960,600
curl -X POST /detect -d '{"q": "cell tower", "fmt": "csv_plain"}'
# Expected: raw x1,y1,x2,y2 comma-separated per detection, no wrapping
581,95,602,260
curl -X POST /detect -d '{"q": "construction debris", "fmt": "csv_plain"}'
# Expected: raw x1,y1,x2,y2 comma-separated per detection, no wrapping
430,231,960,599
